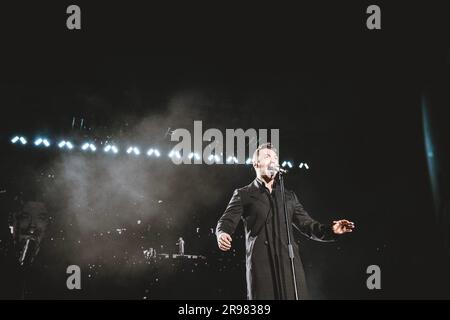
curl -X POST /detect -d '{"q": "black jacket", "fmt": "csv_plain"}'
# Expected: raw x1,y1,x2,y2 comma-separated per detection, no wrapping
216,178,337,299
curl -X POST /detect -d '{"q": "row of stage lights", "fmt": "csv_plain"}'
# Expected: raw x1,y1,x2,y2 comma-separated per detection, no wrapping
10,135,309,169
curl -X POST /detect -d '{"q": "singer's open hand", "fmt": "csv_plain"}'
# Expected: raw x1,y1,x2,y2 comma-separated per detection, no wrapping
217,232,232,251
332,219,355,234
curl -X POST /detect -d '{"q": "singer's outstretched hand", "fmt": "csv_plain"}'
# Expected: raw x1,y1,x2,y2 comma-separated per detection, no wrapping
217,232,232,251
332,219,355,234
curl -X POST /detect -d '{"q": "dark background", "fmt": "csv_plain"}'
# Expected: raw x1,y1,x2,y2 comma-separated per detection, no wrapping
0,2,449,299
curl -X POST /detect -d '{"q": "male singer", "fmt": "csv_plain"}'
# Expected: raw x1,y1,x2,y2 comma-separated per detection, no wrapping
216,143,355,299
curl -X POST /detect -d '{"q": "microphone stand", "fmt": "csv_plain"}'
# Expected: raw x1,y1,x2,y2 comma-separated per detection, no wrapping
278,170,299,300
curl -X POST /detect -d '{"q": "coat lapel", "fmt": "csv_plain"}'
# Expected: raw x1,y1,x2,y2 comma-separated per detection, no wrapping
247,179,272,222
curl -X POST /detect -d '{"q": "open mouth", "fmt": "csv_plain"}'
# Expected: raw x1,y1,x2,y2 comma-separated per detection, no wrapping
21,233,39,242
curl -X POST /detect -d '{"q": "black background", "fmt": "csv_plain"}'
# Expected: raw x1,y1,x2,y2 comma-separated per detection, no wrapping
0,2,449,299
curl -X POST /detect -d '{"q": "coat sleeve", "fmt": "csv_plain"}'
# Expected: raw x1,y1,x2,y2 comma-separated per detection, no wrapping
291,191,337,242
216,189,243,237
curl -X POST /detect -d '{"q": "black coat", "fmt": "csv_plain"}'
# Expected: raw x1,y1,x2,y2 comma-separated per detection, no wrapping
216,178,337,300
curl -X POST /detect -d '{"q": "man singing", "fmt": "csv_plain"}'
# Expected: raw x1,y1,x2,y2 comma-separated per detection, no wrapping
216,143,355,300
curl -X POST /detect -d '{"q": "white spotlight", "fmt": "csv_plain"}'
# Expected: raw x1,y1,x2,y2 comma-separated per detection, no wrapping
111,146,118,154
169,150,180,159
133,147,140,155
58,141,66,148
154,149,160,157
89,144,96,152
147,149,154,156
43,139,50,147
127,147,133,154
81,143,89,150
66,142,74,150
11,136,19,143
34,138,43,146
246,158,252,165
104,145,111,152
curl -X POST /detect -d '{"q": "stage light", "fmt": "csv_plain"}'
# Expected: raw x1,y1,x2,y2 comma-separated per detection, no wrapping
127,146,140,155
304,163,309,169
246,158,252,165
34,138,49,147
104,144,118,153
188,152,201,160
58,140,73,149
147,148,160,157
11,136,27,145
34,138,43,146
82,143,96,152
282,161,293,168
226,156,239,164
169,150,180,159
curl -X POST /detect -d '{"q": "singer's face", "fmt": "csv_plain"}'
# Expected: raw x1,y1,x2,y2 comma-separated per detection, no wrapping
13,201,49,245
255,148,279,179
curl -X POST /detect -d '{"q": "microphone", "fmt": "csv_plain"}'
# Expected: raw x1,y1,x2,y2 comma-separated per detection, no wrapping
19,238,37,266
268,165,288,174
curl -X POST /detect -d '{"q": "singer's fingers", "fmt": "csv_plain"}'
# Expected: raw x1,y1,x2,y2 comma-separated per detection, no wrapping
345,223,355,228
221,234,232,243
219,237,231,245
220,239,231,247
219,242,231,250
